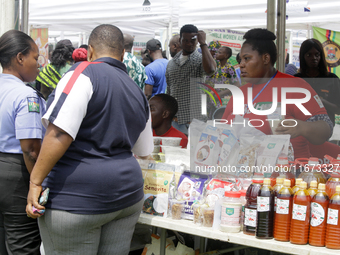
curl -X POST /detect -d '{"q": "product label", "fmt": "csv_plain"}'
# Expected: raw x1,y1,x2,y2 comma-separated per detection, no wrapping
274,197,277,211
221,205,241,226
257,196,270,212
244,208,257,227
327,208,339,225
276,199,290,214
311,202,325,227
292,203,307,221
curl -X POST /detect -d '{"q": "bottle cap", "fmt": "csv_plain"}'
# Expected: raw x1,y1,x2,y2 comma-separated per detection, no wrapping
252,179,264,184
224,191,241,198
299,181,307,189
283,179,291,187
239,190,247,196
295,178,303,185
264,178,271,185
318,183,326,190
336,186,340,192
276,178,284,184
308,157,319,164
310,180,317,188
277,156,289,165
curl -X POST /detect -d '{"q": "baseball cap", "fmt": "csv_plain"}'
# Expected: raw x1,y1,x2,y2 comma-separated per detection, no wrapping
146,39,162,51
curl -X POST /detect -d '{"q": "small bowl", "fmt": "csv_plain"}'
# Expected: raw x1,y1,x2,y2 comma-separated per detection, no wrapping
153,137,161,145
160,145,182,154
161,137,182,146
153,145,161,153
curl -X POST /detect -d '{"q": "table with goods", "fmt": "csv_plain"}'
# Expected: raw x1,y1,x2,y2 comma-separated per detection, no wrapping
138,120,340,255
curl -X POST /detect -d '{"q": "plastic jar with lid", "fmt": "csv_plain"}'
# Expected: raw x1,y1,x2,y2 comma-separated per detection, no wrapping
220,191,242,233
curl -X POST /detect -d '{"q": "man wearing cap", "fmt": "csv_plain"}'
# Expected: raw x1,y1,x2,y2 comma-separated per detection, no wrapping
144,39,168,99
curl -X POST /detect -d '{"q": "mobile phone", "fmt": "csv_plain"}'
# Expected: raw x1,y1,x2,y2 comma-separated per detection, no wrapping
39,187,50,206
32,206,45,215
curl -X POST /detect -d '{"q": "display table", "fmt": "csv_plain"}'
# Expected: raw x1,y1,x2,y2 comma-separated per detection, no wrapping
138,214,339,255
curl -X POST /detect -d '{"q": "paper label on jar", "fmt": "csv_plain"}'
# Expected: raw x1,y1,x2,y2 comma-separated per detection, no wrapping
244,208,257,227
327,208,339,225
276,199,289,214
221,206,241,226
311,202,325,227
257,196,270,212
292,203,307,221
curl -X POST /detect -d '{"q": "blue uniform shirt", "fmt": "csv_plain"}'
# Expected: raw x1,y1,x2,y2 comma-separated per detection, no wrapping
0,74,46,153
145,58,168,96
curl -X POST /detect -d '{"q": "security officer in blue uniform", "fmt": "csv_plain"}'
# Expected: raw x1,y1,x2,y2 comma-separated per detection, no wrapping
0,30,46,254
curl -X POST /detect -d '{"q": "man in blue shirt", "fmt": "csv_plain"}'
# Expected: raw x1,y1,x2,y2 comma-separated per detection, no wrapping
144,39,168,99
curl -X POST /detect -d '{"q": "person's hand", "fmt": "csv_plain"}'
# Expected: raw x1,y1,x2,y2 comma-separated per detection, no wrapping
275,119,305,139
196,30,207,46
26,182,44,219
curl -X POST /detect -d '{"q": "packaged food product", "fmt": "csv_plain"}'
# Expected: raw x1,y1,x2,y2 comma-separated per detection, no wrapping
153,137,161,145
152,145,161,153
193,203,203,225
205,178,235,208
202,207,214,227
170,199,185,220
142,169,174,217
236,135,262,170
325,185,340,249
151,153,160,161
220,191,242,233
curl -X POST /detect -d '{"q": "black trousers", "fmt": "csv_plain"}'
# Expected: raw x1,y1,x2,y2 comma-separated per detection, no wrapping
0,152,41,255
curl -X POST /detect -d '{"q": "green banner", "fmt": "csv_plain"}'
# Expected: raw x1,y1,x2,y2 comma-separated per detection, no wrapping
313,26,340,77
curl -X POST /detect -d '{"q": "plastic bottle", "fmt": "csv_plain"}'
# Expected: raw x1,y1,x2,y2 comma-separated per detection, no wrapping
274,179,293,242
239,190,247,231
326,166,340,199
270,156,295,187
244,178,263,236
272,177,284,222
325,185,340,249
292,178,303,194
308,180,318,199
309,183,329,247
290,181,311,245
220,191,242,233
298,157,326,188
256,178,274,239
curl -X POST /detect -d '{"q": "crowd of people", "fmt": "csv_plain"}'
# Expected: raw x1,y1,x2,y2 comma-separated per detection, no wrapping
0,22,340,254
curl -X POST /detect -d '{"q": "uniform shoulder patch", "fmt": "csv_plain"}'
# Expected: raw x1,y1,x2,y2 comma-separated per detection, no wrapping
27,97,40,113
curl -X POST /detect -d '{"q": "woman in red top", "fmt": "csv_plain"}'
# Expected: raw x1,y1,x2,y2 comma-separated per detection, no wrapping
222,28,332,159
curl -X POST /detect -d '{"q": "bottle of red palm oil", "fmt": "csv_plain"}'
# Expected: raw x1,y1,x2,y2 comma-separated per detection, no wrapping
308,180,318,199
309,183,329,247
290,181,311,245
274,179,293,241
256,178,274,239
272,177,284,222
325,185,340,249
292,178,303,194
244,178,263,236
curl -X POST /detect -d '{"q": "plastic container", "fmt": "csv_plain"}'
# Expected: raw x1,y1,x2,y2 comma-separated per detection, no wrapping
193,203,203,225
297,157,326,188
161,137,182,146
158,153,165,163
240,190,247,231
152,145,161,153
309,183,329,247
307,180,318,199
202,207,215,227
170,199,185,220
274,179,293,242
273,177,284,221
325,185,340,249
292,178,303,194
244,178,263,236
326,168,340,199
290,181,311,245
153,137,161,145
270,156,295,187
160,145,182,154
220,191,242,233
256,178,274,239
151,153,160,161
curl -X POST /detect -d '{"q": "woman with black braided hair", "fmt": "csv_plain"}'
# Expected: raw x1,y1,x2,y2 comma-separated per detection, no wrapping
36,40,74,99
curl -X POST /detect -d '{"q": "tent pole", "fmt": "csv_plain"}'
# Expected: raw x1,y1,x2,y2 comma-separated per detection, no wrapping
267,0,276,34
20,0,29,34
276,0,286,73
0,0,15,36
